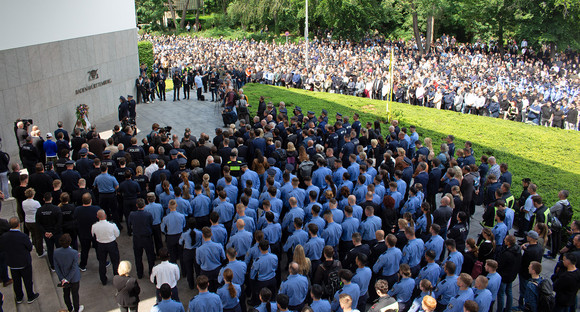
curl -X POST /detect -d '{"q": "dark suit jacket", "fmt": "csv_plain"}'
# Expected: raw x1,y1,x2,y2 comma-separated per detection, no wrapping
73,205,100,239
54,247,81,283
0,230,32,267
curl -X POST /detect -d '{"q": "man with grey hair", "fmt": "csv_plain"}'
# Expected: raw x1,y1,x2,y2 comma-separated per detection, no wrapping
279,262,309,311
488,156,500,179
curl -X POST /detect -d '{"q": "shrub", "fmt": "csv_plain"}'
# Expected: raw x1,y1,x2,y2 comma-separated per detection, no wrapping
242,83,580,219
137,41,154,76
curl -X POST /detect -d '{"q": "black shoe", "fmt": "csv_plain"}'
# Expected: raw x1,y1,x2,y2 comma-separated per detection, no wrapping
27,293,40,304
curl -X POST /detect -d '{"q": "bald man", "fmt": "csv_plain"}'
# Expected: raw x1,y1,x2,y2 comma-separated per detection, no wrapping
227,219,253,260
91,209,120,285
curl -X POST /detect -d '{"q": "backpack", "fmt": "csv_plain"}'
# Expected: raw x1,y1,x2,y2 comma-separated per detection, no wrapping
471,260,483,279
320,261,342,298
559,203,573,228
536,278,555,311
286,155,296,167
298,161,314,179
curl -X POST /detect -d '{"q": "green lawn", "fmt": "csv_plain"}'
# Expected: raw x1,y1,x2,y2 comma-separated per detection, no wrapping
243,84,580,218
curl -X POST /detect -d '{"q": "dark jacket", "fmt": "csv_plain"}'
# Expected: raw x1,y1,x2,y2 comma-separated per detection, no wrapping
36,203,63,234
368,295,398,312
73,205,100,239
113,275,140,308
497,244,522,283
519,243,544,280
0,229,33,267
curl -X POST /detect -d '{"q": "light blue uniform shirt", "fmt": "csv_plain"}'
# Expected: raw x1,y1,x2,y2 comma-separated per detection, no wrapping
359,215,381,241
280,274,310,306
388,277,414,303
224,184,238,205
257,211,280,230
217,283,241,309
214,201,235,223
231,215,256,235
347,163,360,182
332,283,360,312
250,252,278,281
312,167,332,189
308,216,326,235
473,288,492,312
93,173,119,193
322,222,342,247
175,197,192,216
492,222,508,247
333,167,347,186
329,208,344,224
389,191,403,211
282,207,305,233
352,266,372,296
304,236,325,261
179,229,202,249
341,217,360,242
311,299,331,312
416,262,440,286
144,202,164,225
227,229,253,257
210,224,228,246
196,240,225,271
289,188,307,207
268,196,283,215
486,272,502,300
283,229,308,252
191,194,211,217
242,169,260,191
262,222,282,245
218,260,247,285
189,291,222,312
425,234,445,262
373,247,403,277
159,192,175,209
151,299,185,312
161,211,186,235
401,196,421,216
255,302,277,312
351,204,363,220
444,288,474,312
434,275,459,305
402,238,425,268
440,251,464,276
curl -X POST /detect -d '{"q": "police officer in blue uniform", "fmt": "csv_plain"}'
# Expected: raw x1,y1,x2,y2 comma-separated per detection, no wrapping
373,234,402,290
161,200,186,264
434,261,459,311
93,164,120,228
250,240,278,306
196,227,226,292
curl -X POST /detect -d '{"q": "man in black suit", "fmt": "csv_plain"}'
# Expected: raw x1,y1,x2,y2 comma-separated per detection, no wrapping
173,73,182,101
204,155,222,185
73,193,100,271
0,217,39,304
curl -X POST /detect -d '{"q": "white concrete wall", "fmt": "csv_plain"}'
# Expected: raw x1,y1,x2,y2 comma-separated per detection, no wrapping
0,0,137,50
0,28,140,160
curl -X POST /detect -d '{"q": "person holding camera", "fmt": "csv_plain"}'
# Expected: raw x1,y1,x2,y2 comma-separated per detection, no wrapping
54,233,83,312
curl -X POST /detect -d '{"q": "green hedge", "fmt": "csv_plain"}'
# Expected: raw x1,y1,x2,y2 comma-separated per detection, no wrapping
242,84,580,218
138,41,154,76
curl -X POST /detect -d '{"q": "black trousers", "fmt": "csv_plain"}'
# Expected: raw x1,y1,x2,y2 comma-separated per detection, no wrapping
123,199,137,234
159,87,166,101
97,241,120,284
173,87,181,100
197,87,202,100
79,237,97,269
252,277,277,305
133,235,156,278
200,267,220,293
195,215,210,229
152,224,163,255
165,234,181,264
182,248,196,289
44,234,61,268
11,265,34,301
99,193,120,227
63,281,80,312
183,85,190,99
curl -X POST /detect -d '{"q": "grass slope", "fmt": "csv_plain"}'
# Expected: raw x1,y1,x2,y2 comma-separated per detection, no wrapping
242,84,580,218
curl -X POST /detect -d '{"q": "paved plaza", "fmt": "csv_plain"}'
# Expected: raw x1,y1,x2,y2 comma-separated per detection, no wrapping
0,89,560,312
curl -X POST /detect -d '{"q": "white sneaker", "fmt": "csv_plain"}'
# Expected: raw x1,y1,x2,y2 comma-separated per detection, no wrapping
38,252,47,258
77,305,85,312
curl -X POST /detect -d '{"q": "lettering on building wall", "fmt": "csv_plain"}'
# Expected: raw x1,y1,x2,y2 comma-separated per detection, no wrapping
75,79,112,95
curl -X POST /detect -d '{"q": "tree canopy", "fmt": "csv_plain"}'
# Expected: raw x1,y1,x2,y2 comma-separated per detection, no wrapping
136,0,580,52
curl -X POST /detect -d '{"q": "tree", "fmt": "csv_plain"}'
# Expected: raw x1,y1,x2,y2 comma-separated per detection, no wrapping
167,0,179,30
180,0,191,29
136,0,166,31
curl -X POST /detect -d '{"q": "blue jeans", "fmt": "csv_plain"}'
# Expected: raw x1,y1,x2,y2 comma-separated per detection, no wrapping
497,282,513,312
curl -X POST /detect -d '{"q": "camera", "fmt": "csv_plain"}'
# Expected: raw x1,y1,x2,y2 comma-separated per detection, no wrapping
164,126,172,135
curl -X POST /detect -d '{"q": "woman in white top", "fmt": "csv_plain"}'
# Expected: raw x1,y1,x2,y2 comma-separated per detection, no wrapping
22,188,44,257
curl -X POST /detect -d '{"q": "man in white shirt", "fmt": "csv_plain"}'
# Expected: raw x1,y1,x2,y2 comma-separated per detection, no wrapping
195,72,204,101
91,209,120,285
150,247,180,303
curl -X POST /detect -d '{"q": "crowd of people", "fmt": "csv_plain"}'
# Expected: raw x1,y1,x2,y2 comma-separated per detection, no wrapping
138,34,580,130
0,89,578,312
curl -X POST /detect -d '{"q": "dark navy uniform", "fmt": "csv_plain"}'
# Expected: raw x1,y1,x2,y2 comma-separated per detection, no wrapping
128,209,155,278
